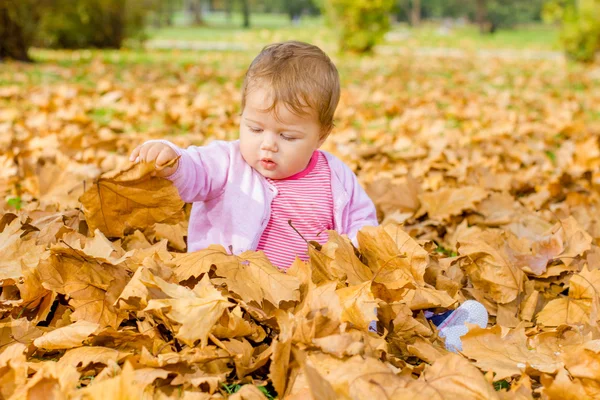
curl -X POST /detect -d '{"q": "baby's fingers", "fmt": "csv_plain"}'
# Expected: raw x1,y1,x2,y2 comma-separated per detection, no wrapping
155,148,176,167
129,145,142,162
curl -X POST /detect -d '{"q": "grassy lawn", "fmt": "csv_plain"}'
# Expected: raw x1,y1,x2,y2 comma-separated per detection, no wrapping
146,11,333,46
388,23,560,51
146,11,560,52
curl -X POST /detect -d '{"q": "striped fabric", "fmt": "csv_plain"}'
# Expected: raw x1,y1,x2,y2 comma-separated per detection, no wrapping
257,151,334,269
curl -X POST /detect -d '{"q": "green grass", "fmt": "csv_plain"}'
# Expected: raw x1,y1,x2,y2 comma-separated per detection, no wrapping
146,11,331,46
146,11,560,53
386,23,560,51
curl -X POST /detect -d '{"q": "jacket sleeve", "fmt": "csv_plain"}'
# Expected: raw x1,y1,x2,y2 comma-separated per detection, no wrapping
144,139,231,203
345,173,379,245
330,156,379,244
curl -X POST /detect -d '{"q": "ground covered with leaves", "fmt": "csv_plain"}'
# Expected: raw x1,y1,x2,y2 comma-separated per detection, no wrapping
1,50,600,399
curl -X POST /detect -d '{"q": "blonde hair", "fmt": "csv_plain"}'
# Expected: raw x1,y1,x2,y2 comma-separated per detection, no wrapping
241,41,341,138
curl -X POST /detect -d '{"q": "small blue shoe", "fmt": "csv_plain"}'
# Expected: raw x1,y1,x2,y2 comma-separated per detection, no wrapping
436,300,488,352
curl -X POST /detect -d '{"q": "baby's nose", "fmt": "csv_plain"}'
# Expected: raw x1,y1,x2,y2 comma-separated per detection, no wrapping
261,136,278,151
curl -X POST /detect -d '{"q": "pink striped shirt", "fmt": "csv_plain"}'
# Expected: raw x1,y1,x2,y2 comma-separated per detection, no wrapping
257,151,334,269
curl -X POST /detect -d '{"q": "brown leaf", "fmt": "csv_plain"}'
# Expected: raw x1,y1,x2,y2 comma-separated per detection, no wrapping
461,325,562,380
0,218,46,286
457,231,525,304
357,226,418,290
143,274,233,347
537,265,600,327
212,249,301,307
327,231,373,285
74,361,149,400
151,221,187,251
229,385,269,400
405,353,499,399
336,282,377,331
541,368,588,400
418,186,489,221
79,160,184,238
269,310,294,398
57,346,127,370
33,320,99,350
38,251,129,328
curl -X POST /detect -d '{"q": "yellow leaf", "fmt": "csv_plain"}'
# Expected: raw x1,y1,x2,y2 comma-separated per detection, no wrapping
143,274,233,347
537,265,600,327
0,218,46,286
418,186,489,221
75,361,149,400
357,226,417,290
458,231,525,304
213,250,302,307
327,231,373,285
57,346,127,370
79,160,184,238
461,325,562,380
541,368,588,400
33,320,99,350
562,340,600,381
407,353,499,399
336,281,377,331
38,252,129,328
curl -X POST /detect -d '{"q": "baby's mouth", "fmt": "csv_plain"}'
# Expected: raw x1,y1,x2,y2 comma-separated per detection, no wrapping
260,158,277,170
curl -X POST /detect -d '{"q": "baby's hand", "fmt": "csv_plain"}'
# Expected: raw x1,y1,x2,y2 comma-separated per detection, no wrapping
129,142,178,177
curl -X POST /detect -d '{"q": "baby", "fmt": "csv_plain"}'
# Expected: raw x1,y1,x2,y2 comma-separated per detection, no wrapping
129,41,488,350
130,41,378,268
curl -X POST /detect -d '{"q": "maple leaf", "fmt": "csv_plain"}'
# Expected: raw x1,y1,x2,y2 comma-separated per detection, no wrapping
0,218,46,286
357,226,419,290
336,281,377,331
457,231,525,304
461,325,562,380
417,186,490,222
33,320,99,350
404,353,499,399
79,160,185,238
537,265,600,326
74,361,149,400
211,248,302,307
38,250,129,328
143,273,233,347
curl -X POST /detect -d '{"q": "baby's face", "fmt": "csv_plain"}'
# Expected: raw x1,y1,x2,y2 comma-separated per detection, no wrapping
239,86,325,180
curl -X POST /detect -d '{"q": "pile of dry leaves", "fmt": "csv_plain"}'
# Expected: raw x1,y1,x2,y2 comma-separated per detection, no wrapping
1,52,600,399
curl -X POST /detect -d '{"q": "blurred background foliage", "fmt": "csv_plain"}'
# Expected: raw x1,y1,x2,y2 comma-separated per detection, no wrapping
0,0,599,61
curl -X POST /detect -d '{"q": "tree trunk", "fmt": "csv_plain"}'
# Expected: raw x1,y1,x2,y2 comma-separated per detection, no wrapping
476,0,490,34
411,0,421,27
225,0,232,20
165,0,175,26
241,0,250,28
191,0,204,26
0,2,33,62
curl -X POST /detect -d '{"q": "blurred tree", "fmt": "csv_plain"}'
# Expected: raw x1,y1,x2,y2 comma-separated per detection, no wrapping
411,0,421,26
544,0,600,62
151,0,184,28
263,0,320,20
0,0,45,61
319,0,395,53
395,0,544,31
420,0,472,18
483,0,545,33
188,0,205,25
287,0,309,21
37,0,149,49
240,0,250,28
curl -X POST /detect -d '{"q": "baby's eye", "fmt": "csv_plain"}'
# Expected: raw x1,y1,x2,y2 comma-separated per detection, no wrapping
249,127,263,133
281,134,296,141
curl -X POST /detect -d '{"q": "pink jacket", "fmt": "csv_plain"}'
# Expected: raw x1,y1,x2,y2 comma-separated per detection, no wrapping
152,139,378,254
